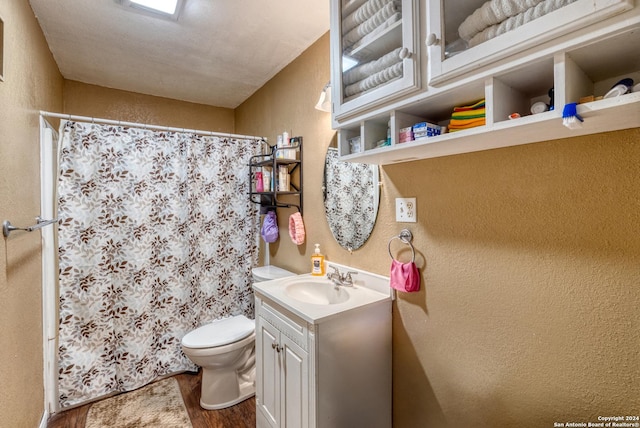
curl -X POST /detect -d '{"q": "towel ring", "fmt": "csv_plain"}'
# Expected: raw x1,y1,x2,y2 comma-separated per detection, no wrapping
388,229,415,263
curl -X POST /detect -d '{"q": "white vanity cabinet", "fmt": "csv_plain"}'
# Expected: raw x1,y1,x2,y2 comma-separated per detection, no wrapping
330,0,422,122
254,291,392,428
426,0,634,86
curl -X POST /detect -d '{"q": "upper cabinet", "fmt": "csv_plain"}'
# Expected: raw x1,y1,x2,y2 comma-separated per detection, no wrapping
330,0,422,121
330,0,640,165
427,0,634,86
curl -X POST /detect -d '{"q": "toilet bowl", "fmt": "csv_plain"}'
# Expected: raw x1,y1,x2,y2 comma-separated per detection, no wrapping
182,315,256,409
181,266,295,410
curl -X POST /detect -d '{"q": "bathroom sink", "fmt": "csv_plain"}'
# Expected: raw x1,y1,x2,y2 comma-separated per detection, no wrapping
253,264,393,323
284,278,350,305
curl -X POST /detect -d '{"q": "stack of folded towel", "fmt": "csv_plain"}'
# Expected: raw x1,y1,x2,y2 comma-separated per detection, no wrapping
342,0,402,51
343,47,404,99
339,0,405,100
458,0,576,48
448,99,486,132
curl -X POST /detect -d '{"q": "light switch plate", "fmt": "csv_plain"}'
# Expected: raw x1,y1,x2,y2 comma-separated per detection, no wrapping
396,197,417,222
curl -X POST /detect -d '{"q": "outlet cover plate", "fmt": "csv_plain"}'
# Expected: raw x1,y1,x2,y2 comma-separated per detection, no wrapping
396,197,417,222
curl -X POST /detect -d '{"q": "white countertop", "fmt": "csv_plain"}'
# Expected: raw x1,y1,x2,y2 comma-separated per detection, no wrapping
253,263,393,324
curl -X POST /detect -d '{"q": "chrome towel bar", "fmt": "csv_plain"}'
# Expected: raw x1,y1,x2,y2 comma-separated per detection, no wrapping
3,216,59,238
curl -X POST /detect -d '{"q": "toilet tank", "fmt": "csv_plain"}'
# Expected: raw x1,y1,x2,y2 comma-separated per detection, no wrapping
252,265,296,282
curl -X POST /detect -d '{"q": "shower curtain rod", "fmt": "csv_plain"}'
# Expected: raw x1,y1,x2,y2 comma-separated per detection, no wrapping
39,111,267,142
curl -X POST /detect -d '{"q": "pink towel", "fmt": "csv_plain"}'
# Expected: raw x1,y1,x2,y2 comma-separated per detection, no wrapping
288,212,306,245
390,259,420,292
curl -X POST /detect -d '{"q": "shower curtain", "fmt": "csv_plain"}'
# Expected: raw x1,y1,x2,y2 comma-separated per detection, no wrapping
56,121,260,408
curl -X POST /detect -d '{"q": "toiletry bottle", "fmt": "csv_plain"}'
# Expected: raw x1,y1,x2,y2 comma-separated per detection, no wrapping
311,244,325,276
276,134,284,159
282,131,291,159
255,171,264,193
263,168,271,192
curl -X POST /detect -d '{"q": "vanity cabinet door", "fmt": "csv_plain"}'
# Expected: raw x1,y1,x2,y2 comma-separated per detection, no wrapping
331,0,421,123
426,0,634,86
280,334,309,428
256,301,311,428
257,317,281,428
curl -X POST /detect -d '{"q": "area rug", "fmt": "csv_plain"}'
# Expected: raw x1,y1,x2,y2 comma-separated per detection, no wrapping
85,377,193,428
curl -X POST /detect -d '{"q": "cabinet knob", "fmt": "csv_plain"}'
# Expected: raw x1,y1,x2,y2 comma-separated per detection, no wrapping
272,342,282,352
399,47,412,59
426,33,440,47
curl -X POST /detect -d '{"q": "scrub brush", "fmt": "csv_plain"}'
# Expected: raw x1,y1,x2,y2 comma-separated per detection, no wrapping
562,102,584,129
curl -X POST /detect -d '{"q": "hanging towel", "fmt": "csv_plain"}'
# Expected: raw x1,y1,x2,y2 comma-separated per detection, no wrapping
261,211,279,243
390,259,420,292
289,212,306,245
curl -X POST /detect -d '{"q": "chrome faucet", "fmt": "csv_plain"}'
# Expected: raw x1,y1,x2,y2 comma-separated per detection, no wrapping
327,266,358,288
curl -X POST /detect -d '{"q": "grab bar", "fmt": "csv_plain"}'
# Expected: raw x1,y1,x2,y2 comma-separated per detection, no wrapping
3,216,59,238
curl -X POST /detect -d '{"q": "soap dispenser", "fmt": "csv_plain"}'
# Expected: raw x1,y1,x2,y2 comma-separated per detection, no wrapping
311,243,325,276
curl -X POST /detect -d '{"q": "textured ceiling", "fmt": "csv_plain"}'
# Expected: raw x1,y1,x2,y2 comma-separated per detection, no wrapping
29,0,330,108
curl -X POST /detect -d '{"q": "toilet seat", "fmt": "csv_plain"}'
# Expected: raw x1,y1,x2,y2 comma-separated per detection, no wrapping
182,315,254,349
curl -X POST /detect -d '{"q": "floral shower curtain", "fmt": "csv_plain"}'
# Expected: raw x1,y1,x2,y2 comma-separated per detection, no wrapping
56,121,260,407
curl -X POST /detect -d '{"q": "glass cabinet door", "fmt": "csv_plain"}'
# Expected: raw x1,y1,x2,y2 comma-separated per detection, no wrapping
426,0,634,86
331,0,422,122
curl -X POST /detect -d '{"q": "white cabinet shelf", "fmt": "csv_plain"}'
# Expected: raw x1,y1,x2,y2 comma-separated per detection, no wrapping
348,20,402,61
340,93,640,165
333,5,640,165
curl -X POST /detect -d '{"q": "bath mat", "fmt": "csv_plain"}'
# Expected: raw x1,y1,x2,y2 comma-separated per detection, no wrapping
85,377,193,428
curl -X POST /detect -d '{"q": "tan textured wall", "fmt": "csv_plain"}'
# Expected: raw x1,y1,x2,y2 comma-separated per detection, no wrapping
63,80,235,132
387,130,640,427
0,1,63,427
235,32,351,270
238,33,640,426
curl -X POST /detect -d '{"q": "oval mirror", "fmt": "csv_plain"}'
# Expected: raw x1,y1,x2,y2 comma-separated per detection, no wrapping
323,146,380,251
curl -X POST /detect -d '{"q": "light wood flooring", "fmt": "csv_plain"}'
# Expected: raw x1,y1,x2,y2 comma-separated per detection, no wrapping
46,371,256,428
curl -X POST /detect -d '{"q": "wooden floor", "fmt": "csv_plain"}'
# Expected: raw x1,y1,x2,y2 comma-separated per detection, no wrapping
47,371,256,428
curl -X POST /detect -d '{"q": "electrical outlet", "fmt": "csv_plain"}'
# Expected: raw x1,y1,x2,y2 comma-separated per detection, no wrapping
396,197,417,222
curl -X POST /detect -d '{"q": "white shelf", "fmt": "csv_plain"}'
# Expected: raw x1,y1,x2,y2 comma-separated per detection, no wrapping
348,20,402,62
340,93,640,165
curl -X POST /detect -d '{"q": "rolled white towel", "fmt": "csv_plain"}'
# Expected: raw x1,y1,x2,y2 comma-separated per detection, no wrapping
468,0,576,47
343,47,402,85
342,0,400,34
345,61,403,97
342,1,399,48
458,0,544,42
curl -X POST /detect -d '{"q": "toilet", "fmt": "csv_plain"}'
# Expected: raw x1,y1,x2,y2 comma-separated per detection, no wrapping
181,265,295,410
